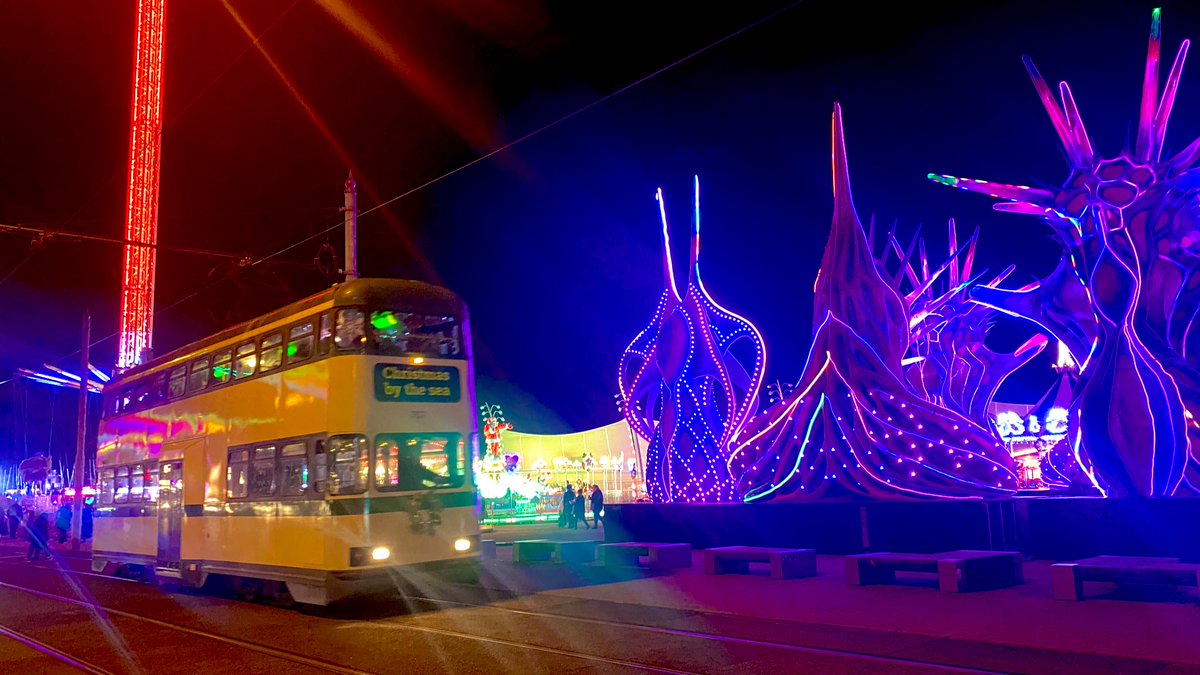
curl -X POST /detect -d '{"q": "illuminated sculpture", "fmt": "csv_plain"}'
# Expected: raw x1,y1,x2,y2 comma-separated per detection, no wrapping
730,106,1020,501
619,178,766,502
931,8,1200,496
873,220,1046,426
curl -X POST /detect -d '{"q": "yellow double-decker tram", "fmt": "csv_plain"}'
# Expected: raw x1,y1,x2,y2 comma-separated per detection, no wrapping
93,278,482,605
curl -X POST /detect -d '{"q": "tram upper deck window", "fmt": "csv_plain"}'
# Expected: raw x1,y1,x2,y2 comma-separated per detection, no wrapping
373,433,463,491
234,342,257,379
188,358,210,392
260,333,283,372
287,323,314,363
368,310,462,358
328,434,368,495
168,366,187,399
227,449,250,499
335,309,365,351
318,313,333,355
212,351,232,385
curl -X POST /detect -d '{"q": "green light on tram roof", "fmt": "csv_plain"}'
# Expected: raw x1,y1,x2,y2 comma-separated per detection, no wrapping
371,311,399,331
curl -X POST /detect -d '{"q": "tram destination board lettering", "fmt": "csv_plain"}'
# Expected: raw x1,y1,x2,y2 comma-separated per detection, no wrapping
375,364,460,403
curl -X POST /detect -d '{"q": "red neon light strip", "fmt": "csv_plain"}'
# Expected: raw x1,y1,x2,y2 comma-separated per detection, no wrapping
118,0,166,369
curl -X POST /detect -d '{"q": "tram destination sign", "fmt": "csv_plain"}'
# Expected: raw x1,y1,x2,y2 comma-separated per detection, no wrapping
374,364,460,403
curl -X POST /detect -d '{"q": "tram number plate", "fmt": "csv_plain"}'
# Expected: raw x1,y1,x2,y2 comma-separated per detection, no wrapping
375,364,461,403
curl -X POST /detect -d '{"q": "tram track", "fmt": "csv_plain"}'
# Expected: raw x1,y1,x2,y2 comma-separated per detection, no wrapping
399,593,1008,675
0,619,116,675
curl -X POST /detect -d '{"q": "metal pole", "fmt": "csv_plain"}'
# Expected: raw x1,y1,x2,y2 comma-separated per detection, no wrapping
343,173,358,280
71,312,90,551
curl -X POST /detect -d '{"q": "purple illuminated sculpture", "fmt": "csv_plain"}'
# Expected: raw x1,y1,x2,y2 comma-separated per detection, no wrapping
931,9,1200,497
619,178,766,503
730,106,1020,501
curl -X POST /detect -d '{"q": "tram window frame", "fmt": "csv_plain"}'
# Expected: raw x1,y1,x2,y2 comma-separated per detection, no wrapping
334,308,365,352
327,434,369,495
114,466,131,504
234,341,257,379
373,433,463,491
168,366,187,399
188,357,210,393
99,468,115,505
251,445,278,498
260,332,283,372
317,312,333,355
279,441,309,498
227,449,250,499
287,322,315,364
212,350,233,386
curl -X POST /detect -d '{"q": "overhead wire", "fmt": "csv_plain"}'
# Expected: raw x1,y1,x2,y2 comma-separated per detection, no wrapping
2,0,805,382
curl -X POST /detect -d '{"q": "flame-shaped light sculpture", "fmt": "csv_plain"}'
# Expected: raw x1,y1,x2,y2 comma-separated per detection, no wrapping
619,178,766,503
931,8,1200,496
730,105,1020,501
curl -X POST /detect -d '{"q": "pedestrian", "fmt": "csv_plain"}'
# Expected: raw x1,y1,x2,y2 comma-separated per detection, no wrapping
0,497,8,537
558,483,574,529
589,484,604,529
574,488,588,529
81,499,94,542
27,511,50,562
7,499,22,540
55,499,72,544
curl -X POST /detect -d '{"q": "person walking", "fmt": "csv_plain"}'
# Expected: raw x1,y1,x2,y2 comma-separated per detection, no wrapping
7,499,22,540
81,499,94,542
589,484,604,529
55,500,72,544
573,488,588,529
27,511,50,562
558,483,574,529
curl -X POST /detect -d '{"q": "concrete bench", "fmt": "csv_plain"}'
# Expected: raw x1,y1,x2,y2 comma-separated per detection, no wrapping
599,542,691,569
1050,555,1200,601
512,539,596,564
847,550,1023,592
703,546,816,579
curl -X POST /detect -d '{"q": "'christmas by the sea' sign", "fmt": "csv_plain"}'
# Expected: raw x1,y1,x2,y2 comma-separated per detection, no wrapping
374,364,460,403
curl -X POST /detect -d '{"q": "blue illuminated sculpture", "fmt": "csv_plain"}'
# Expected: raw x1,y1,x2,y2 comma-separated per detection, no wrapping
730,106,1021,501
931,8,1200,496
619,178,766,503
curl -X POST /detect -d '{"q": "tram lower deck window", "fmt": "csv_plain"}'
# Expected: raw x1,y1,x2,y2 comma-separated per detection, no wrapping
328,434,368,494
373,433,462,491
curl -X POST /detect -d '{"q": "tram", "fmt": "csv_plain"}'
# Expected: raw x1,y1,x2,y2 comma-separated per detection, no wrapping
92,278,482,605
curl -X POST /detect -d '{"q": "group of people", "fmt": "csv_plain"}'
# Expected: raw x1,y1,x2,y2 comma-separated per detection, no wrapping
1,495,93,562
557,482,603,529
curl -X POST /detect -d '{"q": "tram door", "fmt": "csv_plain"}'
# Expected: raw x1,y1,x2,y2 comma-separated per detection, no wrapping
157,461,183,569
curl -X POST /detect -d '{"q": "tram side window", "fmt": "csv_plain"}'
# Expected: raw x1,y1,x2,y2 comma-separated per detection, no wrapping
212,351,232,385
234,341,257,379
287,323,314,363
260,333,283,372
168,367,187,399
318,313,333,355
280,441,308,497
143,464,159,502
114,467,130,504
251,445,278,497
188,358,210,393
335,309,365,351
227,449,250,499
313,440,328,493
328,434,368,495
130,464,145,501
99,468,115,505
374,434,462,491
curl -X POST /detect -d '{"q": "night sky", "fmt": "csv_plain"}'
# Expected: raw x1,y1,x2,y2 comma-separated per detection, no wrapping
2,0,1197,469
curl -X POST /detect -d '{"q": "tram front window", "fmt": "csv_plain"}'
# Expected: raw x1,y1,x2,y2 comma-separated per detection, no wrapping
368,310,461,358
374,433,462,491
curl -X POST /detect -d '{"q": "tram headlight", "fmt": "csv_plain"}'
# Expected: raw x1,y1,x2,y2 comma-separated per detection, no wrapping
371,546,391,561
453,537,471,552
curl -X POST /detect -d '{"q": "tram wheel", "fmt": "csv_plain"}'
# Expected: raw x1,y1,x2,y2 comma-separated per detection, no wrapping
231,577,264,602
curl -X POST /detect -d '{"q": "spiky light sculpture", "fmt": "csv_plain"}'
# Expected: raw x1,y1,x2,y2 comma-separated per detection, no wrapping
730,106,1019,501
619,177,766,503
931,8,1200,497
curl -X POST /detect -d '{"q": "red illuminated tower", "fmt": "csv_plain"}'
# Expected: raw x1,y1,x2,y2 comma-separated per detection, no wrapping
118,0,166,369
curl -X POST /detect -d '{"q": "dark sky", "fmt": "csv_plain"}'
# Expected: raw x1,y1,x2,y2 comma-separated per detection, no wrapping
2,0,1198,469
